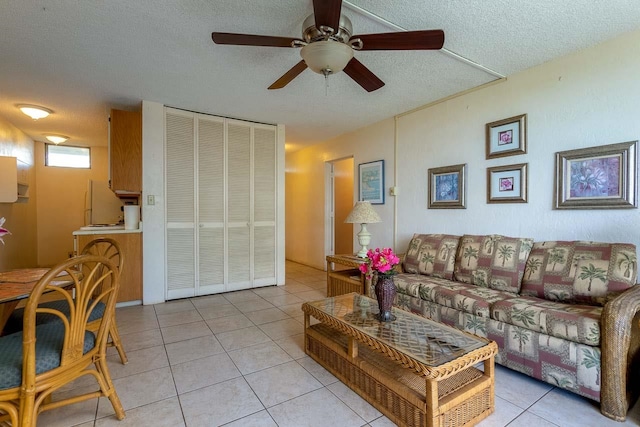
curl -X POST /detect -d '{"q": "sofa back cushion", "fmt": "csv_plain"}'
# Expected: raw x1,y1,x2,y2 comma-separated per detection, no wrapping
520,241,637,305
454,234,534,293
403,234,460,280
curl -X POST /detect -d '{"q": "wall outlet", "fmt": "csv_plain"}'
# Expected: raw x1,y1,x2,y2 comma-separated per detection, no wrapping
390,186,399,196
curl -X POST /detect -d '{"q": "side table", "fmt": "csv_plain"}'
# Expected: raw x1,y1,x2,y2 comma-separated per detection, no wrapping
326,254,368,297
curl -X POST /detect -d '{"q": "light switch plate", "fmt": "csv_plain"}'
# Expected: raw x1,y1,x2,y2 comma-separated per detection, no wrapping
147,195,155,205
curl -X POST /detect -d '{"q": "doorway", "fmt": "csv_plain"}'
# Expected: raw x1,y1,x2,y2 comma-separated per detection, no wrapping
326,157,354,257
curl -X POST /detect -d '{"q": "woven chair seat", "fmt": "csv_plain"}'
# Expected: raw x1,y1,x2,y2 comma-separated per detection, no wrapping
4,300,106,336
0,323,96,390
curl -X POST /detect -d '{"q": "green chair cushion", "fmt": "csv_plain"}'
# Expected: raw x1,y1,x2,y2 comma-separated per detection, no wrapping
0,323,96,390
3,300,106,335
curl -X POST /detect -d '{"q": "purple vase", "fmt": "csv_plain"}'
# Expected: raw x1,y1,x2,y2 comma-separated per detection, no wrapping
375,275,396,322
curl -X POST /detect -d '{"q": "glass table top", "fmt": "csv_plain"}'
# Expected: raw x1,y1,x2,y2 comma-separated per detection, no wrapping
304,293,489,367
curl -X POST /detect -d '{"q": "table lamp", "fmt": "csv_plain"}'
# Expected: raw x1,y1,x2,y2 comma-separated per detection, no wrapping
344,201,381,258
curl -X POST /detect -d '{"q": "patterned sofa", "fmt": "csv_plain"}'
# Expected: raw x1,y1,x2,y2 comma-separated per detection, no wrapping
370,234,640,421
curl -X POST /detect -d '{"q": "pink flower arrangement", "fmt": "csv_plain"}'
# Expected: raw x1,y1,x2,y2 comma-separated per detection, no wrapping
359,247,400,279
0,217,10,245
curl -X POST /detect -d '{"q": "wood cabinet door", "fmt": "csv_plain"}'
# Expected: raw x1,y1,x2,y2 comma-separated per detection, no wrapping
110,109,142,193
77,233,142,303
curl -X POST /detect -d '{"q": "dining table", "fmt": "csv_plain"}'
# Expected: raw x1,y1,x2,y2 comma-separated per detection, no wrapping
0,268,78,335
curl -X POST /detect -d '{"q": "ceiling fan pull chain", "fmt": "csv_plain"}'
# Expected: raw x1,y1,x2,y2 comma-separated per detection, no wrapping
324,72,329,96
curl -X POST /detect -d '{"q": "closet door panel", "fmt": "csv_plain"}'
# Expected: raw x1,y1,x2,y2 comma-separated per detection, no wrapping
166,111,196,298
254,226,275,283
228,227,251,289
166,113,195,223
227,123,251,223
198,227,225,294
166,228,195,298
253,127,277,283
197,116,225,293
198,117,225,223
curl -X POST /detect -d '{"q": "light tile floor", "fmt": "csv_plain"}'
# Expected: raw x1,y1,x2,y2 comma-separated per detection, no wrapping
36,261,640,427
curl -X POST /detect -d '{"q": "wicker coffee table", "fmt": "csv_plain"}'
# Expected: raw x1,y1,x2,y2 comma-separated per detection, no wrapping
302,293,498,427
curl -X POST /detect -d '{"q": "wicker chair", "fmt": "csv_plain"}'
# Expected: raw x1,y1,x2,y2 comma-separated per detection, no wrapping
80,237,128,364
0,254,126,426
4,238,128,365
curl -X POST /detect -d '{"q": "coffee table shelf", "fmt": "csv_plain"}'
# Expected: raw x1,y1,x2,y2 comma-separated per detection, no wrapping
302,293,498,427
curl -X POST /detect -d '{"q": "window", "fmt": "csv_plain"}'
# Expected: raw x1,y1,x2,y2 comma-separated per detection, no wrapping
45,144,91,168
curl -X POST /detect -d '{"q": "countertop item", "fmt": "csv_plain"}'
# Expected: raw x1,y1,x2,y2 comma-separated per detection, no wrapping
73,224,142,235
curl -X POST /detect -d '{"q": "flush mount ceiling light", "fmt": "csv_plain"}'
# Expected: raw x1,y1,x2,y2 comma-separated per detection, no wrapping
18,104,53,120
45,135,69,145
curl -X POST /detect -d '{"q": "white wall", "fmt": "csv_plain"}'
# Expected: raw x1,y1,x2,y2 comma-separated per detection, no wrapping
285,118,396,270
141,100,165,305
286,29,640,268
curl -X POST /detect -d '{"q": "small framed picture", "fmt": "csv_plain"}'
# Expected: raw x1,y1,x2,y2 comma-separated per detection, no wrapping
555,140,637,209
487,163,528,203
359,160,385,204
428,164,467,209
486,114,527,159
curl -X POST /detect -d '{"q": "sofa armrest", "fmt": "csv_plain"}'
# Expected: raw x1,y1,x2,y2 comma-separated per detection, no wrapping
600,284,640,421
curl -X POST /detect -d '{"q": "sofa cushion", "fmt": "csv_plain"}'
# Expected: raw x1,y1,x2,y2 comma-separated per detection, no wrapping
520,241,637,306
491,296,602,346
394,273,514,318
403,234,460,280
454,234,534,293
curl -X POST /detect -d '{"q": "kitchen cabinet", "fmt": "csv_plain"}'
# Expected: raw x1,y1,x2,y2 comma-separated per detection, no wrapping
109,109,142,194
75,230,142,303
0,156,18,203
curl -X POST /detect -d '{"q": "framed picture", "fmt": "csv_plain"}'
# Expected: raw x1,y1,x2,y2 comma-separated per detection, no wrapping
555,140,638,209
486,114,527,159
487,163,528,203
428,164,467,209
359,160,385,204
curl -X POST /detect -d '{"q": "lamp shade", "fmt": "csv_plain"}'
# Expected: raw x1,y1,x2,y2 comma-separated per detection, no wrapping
344,201,381,224
300,40,353,75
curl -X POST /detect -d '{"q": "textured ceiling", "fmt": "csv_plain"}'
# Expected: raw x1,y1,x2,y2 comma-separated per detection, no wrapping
1,1,639,151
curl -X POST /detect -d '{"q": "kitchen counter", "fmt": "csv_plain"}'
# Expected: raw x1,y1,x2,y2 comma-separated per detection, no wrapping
73,225,142,236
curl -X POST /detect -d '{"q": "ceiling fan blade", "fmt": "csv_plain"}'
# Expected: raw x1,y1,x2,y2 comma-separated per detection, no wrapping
268,61,308,90
352,30,445,51
212,32,301,47
343,58,385,92
313,0,342,32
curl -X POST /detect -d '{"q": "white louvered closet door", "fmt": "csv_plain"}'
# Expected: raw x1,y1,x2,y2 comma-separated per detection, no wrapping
226,120,252,291
165,108,279,299
165,110,196,299
253,126,277,285
197,115,225,295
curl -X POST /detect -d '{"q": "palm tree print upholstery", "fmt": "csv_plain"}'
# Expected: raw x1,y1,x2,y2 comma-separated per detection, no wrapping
520,241,637,306
402,234,460,279
454,234,534,293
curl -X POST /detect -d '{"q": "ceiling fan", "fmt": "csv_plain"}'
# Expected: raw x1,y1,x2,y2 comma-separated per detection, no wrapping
211,0,444,92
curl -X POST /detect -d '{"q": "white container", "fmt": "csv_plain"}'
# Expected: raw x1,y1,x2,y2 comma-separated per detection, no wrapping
123,205,140,230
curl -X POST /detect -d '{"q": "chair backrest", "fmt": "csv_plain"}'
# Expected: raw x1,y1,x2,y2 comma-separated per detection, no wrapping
21,254,120,377
80,237,124,277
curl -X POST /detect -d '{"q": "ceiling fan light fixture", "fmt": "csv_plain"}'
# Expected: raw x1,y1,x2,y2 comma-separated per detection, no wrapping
45,134,69,145
300,41,353,75
18,104,53,120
